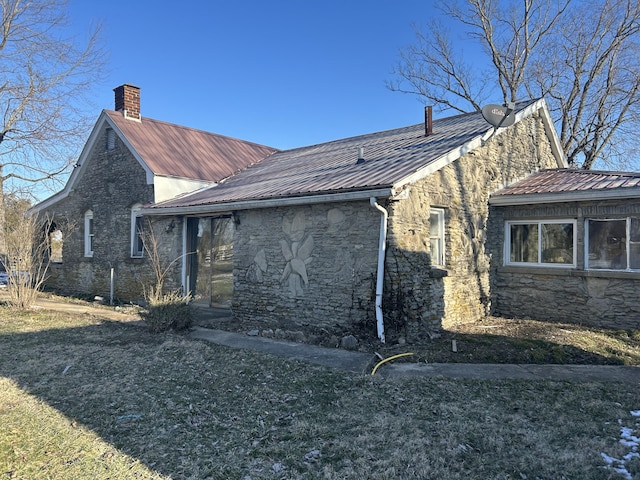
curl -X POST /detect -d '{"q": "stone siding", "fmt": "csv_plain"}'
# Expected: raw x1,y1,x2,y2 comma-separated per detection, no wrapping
231,112,560,343
385,112,559,340
232,202,380,335
44,124,182,302
490,200,640,330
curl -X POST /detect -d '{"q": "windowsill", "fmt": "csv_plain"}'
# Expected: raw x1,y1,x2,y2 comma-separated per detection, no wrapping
429,267,448,278
498,265,640,279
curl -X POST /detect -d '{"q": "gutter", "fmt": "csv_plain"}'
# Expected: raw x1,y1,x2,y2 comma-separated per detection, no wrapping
139,188,394,216
370,197,387,343
489,187,640,206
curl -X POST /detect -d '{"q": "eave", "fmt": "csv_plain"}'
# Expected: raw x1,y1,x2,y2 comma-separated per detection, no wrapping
139,187,394,216
489,187,640,206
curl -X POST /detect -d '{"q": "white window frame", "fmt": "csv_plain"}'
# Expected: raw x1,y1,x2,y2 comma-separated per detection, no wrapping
84,210,94,257
430,208,445,266
131,204,144,258
505,219,577,267
585,217,640,271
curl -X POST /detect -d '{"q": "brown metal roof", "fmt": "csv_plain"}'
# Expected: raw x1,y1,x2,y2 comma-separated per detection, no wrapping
150,99,544,211
493,169,640,196
490,169,640,205
106,110,278,182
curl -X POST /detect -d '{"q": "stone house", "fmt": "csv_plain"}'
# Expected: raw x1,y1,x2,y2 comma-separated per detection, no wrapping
136,95,566,342
47,84,640,342
32,84,277,301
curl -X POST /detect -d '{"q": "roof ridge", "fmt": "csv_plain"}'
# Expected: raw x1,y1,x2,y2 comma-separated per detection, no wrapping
543,168,640,177
279,100,542,154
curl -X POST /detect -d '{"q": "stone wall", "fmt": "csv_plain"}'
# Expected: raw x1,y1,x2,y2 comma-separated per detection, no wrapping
232,202,380,336
231,111,561,343
44,123,183,302
386,111,559,340
489,199,640,329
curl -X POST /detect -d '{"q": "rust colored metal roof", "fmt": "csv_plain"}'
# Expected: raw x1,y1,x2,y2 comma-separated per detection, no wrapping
149,99,544,212
106,110,278,182
491,169,640,204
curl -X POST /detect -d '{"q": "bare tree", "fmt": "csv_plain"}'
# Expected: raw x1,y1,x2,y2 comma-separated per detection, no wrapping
140,218,185,304
139,218,192,333
390,0,640,170
0,0,105,250
2,208,71,309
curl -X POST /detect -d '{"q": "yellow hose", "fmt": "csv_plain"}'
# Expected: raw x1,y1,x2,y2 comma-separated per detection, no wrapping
370,352,414,376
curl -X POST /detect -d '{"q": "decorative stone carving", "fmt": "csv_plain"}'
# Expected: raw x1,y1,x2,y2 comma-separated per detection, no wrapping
246,248,267,283
280,211,314,296
327,208,346,232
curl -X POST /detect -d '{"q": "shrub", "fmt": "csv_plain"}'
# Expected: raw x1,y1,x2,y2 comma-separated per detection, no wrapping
2,211,72,309
141,290,192,333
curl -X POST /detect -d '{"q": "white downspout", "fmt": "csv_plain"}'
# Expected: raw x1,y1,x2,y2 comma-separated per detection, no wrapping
370,197,387,343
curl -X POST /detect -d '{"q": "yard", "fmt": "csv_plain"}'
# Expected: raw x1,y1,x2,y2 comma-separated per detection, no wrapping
1,305,639,479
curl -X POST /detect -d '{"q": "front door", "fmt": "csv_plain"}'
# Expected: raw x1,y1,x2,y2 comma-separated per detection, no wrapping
185,217,234,307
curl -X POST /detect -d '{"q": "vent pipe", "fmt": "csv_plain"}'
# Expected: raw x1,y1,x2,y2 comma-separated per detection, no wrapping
425,105,433,136
357,147,365,164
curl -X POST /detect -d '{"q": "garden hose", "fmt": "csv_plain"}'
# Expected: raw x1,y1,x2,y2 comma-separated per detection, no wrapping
371,352,414,376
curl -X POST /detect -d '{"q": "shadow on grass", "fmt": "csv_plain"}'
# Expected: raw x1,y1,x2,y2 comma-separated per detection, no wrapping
0,311,636,478
400,331,632,365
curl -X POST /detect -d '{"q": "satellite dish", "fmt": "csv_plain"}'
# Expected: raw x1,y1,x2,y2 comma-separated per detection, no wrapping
481,103,515,128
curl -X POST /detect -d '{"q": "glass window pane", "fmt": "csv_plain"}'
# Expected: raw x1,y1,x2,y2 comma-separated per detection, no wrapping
430,238,441,265
510,224,538,263
88,218,94,252
429,212,439,233
134,216,144,255
588,219,626,269
541,223,574,264
429,210,444,266
631,218,640,269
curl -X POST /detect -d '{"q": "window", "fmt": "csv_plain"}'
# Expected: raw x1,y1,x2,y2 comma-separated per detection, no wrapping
131,204,144,258
506,220,575,266
586,217,640,270
49,228,63,263
84,210,94,257
106,128,116,150
429,208,445,266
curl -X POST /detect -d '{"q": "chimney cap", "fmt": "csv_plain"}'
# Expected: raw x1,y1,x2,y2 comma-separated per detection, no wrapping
113,83,140,91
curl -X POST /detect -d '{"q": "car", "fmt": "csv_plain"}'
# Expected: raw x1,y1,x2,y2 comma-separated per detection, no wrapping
0,255,29,288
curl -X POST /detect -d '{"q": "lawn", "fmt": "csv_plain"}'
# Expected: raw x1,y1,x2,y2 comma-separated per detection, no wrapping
0,307,639,479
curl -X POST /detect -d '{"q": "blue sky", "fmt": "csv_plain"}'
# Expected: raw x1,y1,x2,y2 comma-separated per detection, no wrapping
68,0,451,150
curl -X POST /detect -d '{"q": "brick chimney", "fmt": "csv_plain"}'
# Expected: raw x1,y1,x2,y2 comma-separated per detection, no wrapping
114,84,141,121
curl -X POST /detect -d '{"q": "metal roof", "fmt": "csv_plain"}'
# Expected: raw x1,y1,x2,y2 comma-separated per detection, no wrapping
490,169,640,205
149,99,543,212
106,110,278,182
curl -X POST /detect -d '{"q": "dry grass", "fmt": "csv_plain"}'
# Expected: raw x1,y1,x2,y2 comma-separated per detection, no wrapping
205,312,640,366
378,317,640,366
0,377,166,479
0,307,639,479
